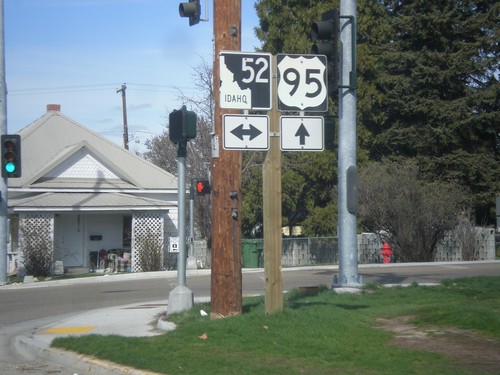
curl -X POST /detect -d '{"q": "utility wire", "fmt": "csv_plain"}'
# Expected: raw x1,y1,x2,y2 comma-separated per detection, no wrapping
8,83,196,95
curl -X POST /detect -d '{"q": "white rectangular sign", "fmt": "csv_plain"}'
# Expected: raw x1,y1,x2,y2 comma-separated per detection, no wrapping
280,116,324,151
223,114,269,150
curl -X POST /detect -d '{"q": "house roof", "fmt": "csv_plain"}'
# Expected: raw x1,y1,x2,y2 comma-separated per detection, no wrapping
9,192,174,212
10,106,177,191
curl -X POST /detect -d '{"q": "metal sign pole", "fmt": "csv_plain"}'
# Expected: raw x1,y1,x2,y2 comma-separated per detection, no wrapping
335,0,362,287
0,0,8,283
168,141,194,314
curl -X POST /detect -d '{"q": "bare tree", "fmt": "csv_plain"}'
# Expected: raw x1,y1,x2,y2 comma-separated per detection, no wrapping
143,57,213,241
456,210,488,261
359,159,465,262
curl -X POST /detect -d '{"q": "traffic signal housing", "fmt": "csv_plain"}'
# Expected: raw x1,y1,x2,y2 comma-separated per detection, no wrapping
169,105,197,144
311,9,339,97
195,180,210,195
1,134,21,178
179,0,200,26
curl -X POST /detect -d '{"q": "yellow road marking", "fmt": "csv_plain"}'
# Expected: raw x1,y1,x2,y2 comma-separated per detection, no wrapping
41,326,96,334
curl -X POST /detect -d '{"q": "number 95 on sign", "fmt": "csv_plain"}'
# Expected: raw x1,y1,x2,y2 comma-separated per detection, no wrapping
277,54,328,112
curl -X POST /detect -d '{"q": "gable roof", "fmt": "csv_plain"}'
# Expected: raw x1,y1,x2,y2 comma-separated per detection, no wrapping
10,106,177,190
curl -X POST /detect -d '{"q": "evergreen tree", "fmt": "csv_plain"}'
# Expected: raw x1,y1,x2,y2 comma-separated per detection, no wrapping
367,0,499,223
254,0,499,228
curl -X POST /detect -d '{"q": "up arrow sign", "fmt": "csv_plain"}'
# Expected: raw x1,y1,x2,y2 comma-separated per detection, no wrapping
295,122,310,145
281,116,324,151
223,114,269,150
231,124,263,141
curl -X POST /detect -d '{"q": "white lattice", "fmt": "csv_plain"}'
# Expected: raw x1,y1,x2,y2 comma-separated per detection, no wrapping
19,213,54,271
131,213,164,272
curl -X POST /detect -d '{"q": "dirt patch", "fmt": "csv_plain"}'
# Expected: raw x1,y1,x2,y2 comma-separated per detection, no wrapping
377,316,500,374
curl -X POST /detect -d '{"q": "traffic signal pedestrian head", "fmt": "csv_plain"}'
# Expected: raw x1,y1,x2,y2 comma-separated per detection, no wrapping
311,9,339,96
169,105,197,144
1,134,21,178
179,0,201,26
195,180,210,195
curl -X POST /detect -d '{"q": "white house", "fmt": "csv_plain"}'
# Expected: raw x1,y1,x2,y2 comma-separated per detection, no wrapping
7,104,179,274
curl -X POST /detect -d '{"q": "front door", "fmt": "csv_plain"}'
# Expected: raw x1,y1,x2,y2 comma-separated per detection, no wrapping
54,214,85,267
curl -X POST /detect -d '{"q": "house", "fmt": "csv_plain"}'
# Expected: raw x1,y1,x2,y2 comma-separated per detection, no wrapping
7,104,179,274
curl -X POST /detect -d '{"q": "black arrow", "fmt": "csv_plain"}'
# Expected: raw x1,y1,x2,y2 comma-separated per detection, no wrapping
295,123,310,145
231,124,262,141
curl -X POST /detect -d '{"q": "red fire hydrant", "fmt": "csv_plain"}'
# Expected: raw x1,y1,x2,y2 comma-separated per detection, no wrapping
380,242,393,263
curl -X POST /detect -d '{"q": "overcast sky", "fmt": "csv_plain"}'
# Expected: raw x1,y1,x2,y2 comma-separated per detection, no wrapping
4,0,261,153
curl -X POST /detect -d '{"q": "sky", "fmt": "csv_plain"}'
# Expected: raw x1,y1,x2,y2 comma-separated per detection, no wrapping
4,0,262,153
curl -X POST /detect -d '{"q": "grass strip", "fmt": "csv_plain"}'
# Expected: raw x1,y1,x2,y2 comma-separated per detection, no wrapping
53,276,500,374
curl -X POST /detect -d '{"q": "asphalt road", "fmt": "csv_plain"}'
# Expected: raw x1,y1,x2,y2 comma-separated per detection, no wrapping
2,261,499,327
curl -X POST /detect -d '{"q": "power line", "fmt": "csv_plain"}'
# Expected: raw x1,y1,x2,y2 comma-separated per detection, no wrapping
8,82,197,95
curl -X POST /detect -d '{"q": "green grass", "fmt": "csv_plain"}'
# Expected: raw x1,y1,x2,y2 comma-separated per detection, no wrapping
52,276,500,374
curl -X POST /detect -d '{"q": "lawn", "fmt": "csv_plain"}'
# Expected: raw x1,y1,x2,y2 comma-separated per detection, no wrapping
52,276,500,374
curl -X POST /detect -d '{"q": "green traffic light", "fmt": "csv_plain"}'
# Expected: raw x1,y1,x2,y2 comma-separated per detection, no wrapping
1,134,22,178
5,162,15,173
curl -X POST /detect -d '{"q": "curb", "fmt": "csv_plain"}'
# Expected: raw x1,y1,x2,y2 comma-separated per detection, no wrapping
15,335,163,375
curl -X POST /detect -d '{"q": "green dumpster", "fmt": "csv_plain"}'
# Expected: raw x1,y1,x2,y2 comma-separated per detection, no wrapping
242,239,263,268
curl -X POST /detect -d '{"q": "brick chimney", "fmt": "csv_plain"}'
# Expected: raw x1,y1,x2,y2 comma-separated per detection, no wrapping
47,104,61,112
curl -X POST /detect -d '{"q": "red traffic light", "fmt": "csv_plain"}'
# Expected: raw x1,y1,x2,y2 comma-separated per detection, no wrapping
195,180,210,195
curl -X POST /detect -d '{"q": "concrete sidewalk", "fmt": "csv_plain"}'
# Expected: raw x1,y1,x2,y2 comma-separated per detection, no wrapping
15,300,176,374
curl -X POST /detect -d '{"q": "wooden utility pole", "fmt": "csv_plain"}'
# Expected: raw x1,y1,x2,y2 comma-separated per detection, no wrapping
263,56,283,314
210,0,242,319
116,83,129,150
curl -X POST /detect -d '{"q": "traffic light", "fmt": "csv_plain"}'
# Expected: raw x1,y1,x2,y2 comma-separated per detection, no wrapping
179,0,200,26
169,105,197,144
1,134,21,178
311,9,339,97
195,180,210,195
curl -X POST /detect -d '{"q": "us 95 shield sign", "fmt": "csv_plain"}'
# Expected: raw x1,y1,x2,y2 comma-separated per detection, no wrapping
277,54,328,112
219,51,272,111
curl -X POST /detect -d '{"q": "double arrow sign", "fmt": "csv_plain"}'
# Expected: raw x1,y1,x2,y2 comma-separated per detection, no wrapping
231,123,262,141
223,114,324,151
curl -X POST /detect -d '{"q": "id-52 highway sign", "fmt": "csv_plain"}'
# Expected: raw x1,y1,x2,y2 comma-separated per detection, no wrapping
219,51,272,110
277,54,328,112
